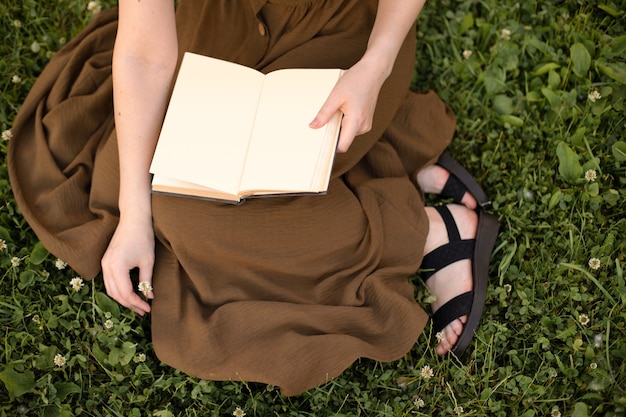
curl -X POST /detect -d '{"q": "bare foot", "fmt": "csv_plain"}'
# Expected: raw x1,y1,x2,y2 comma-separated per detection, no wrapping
417,165,478,210
423,204,478,355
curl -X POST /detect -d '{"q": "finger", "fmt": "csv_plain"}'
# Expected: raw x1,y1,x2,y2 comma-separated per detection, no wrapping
104,262,150,316
128,292,151,316
310,94,342,129
336,115,360,153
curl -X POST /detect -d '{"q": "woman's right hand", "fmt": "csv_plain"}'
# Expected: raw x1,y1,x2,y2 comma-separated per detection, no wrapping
101,216,155,316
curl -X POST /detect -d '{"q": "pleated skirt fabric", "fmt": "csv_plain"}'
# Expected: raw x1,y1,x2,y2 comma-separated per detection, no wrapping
8,0,457,395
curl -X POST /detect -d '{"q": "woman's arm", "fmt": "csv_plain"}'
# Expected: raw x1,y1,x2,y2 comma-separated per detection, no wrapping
101,0,177,315
311,0,427,152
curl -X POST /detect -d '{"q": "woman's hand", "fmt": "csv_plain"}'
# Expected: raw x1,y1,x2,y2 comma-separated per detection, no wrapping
309,55,389,153
101,216,155,316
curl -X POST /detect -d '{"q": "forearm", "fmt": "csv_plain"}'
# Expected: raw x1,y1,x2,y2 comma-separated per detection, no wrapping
363,0,427,77
112,0,177,222
112,56,176,221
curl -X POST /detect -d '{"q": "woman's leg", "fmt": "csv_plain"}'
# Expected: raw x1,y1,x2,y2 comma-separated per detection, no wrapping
422,204,477,355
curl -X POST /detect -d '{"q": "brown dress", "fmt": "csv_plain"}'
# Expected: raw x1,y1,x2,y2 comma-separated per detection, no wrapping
8,0,456,396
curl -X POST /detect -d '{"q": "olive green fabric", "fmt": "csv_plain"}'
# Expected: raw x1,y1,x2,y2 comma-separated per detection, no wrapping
8,0,456,396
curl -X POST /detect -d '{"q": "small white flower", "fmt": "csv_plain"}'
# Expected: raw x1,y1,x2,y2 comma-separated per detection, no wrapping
588,258,601,270
413,397,425,408
55,258,67,270
11,75,21,84
462,49,472,59
53,354,66,367
11,257,20,267
0,239,7,250
590,362,597,369
588,90,601,102
501,28,512,40
585,169,597,182
420,365,434,380
32,315,40,323
435,331,444,342
104,319,113,330
504,284,512,293
69,277,84,292
104,311,112,319
551,407,561,417
87,1,102,13
454,405,464,415
13,19,22,28
134,353,147,363
137,281,153,296
579,314,590,326
1,129,12,141
233,407,246,417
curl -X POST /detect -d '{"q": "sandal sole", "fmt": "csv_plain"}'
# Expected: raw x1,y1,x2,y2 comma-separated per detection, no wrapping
450,210,499,357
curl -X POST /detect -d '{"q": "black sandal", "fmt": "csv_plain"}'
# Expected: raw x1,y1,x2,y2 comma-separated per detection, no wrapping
436,153,491,210
420,205,499,357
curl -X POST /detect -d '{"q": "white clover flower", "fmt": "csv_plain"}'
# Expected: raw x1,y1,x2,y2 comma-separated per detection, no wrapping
55,258,67,270
104,319,113,330
1,129,12,141
413,397,425,408
138,281,153,296
590,362,597,369
588,90,601,102
551,407,561,417
87,1,102,13
454,405,464,415
11,257,20,267
588,258,601,270
11,75,21,84
501,28,512,40
233,407,246,417
435,331,444,342
585,169,597,182
53,354,66,367
579,314,590,326
462,49,472,59
69,277,84,292
0,239,7,250
420,365,434,380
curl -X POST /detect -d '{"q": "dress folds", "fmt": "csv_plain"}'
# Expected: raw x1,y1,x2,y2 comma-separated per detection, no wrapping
8,0,457,396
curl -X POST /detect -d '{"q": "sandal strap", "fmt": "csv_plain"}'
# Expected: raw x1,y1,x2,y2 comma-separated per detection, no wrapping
440,174,467,205
437,205,461,241
420,206,474,282
432,292,474,333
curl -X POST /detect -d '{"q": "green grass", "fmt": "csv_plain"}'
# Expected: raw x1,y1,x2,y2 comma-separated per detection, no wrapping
1,0,625,416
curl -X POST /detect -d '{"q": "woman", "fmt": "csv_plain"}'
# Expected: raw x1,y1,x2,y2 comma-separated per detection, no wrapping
8,0,498,396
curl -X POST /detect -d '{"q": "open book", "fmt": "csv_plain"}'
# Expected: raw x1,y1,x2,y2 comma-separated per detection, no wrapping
149,52,344,203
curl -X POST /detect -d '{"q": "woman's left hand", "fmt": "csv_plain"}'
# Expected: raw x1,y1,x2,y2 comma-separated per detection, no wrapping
309,56,389,153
